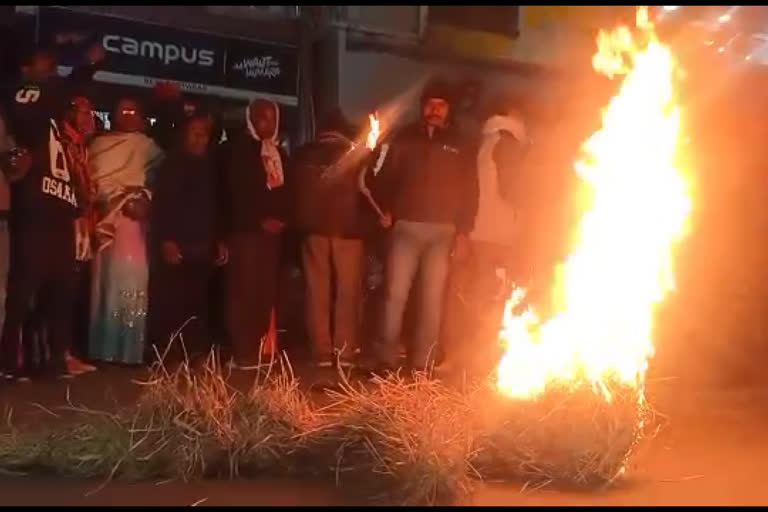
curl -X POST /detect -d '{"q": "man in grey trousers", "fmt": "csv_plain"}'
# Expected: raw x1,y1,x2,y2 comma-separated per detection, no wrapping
369,78,479,374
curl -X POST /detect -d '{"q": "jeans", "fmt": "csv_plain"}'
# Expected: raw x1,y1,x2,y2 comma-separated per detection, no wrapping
376,220,455,370
302,235,364,363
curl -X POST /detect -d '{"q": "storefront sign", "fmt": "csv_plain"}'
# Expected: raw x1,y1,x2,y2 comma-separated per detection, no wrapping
38,6,298,105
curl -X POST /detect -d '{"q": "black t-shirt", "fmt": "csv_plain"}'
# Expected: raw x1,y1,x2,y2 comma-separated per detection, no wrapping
11,119,81,233
2,70,95,235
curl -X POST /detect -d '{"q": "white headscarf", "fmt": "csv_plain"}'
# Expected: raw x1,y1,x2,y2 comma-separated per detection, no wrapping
246,98,284,190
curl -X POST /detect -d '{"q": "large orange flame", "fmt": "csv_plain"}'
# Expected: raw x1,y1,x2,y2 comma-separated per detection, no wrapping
496,7,692,401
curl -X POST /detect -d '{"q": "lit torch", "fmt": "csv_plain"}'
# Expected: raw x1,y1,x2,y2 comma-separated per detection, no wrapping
360,111,388,224
366,111,381,150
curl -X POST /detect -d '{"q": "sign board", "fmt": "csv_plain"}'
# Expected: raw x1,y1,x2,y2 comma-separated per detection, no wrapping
38,6,298,106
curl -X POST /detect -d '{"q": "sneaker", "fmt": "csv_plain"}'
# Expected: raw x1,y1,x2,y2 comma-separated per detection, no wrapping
66,356,96,375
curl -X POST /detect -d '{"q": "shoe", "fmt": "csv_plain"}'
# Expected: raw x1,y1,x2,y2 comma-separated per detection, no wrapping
15,375,31,383
315,361,333,369
337,359,356,369
56,372,75,380
66,356,96,375
227,359,262,371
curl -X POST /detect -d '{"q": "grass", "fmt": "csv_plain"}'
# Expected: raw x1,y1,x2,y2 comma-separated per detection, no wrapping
0,353,655,505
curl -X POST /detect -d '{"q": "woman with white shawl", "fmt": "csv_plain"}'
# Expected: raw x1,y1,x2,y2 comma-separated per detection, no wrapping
88,98,164,364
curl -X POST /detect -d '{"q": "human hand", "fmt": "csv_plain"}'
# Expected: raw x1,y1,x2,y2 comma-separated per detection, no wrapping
261,218,285,234
122,197,149,222
379,212,393,229
162,241,183,265
86,42,106,65
452,234,471,262
214,242,229,266
4,147,31,177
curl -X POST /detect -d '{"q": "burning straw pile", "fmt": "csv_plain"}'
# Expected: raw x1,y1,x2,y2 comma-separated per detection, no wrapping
0,358,654,506
469,378,653,489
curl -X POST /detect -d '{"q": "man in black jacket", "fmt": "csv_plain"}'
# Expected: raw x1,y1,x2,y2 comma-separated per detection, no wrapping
292,109,369,368
222,98,289,368
370,78,479,373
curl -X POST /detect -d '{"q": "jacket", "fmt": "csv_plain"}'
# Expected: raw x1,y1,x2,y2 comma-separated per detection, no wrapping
151,150,220,261
222,133,290,236
370,121,478,234
291,131,368,239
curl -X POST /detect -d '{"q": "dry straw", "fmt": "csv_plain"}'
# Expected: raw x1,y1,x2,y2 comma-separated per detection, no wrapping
0,351,654,505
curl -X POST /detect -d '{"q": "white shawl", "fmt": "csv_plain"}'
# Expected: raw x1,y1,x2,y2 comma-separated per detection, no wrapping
246,99,284,190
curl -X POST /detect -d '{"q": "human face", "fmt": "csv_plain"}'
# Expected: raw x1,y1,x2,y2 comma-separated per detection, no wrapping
67,97,95,137
183,118,211,157
249,101,277,140
113,99,145,133
422,98,450,129
24,52,56,82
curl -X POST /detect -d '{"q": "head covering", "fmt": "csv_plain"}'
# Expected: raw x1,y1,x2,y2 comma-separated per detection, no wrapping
420,77,455,106
246,98,284,190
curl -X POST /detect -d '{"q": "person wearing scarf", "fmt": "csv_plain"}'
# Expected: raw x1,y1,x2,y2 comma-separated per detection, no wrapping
292,109,370,369
222,98,289,369
439,95,533,378
87,97,164,365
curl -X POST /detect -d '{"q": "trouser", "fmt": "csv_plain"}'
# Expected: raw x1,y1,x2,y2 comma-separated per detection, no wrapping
0,219,8,339
147,258,213,364
301,235,364,363
375,221,455,371
0,227,76,377
72,261,91,360
440,240,518,375
226,231,281,366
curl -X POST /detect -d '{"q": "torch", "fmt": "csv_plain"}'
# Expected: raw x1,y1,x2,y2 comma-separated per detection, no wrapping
359,112,389,224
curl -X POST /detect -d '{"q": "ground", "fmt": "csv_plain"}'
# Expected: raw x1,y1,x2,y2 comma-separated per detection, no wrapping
1,364,767,506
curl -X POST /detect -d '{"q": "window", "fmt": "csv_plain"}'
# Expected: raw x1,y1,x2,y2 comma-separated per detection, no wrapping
343,6,423,37
204,6,297,19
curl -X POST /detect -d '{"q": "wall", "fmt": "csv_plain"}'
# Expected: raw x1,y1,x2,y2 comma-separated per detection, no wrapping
337,30,540,129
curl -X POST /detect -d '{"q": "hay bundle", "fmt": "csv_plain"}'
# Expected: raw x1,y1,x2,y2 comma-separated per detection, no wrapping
470,377,652,488
0,353,315,482
301,373,477,506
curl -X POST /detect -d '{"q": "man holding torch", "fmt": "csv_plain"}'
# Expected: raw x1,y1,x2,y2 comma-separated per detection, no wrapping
366,78,479,374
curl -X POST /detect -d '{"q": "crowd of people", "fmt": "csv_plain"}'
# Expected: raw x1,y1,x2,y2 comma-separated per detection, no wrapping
0,41,537,383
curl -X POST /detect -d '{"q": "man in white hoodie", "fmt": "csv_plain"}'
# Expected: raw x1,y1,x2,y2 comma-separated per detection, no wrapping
439,95,532,377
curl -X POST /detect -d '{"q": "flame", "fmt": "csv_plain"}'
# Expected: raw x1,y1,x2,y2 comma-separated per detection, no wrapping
366,112,381,150
496,7,692,401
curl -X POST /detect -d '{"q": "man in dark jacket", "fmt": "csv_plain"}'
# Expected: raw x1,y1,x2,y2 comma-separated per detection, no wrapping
222,98,289,369
369,78,479,373
292,109,369,368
